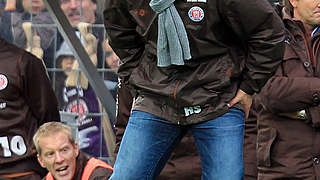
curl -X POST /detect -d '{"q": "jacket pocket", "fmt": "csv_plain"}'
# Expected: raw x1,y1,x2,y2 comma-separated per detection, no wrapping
306,106,320,128
282,42,313,77
257,127,277,167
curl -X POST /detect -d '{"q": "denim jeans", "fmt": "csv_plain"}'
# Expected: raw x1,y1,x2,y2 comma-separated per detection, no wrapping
110,108,244,180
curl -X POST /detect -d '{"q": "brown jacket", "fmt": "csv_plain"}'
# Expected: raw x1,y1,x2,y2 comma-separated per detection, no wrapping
256,7,320,179
0,38,60,176
104,0,285,125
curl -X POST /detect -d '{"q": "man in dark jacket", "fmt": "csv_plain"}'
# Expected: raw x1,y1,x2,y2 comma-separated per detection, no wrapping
255,0,320,179
0,38,60,179
104,0,285,179
33,122,113,180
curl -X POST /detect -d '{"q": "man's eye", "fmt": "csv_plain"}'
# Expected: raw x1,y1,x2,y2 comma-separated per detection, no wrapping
45,152,54,158
60,0,70,3
61,147,69,153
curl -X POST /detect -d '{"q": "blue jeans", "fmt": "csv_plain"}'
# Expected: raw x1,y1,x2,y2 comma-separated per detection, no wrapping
110,108,244,180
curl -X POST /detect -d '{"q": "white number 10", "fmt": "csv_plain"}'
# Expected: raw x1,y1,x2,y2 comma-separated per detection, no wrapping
0,136,27,157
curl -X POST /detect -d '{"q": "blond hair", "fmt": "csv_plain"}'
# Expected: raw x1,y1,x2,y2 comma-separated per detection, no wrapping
33,122,75,155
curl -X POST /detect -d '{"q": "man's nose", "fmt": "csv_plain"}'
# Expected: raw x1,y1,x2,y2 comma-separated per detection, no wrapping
55,152,64,163
70,0,79,8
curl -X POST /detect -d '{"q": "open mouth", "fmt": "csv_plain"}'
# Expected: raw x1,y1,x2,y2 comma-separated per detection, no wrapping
56,166,69,175
57,166,67,171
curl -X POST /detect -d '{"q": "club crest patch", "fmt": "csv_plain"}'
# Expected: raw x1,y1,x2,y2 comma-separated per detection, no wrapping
0,74,8,90
65,98,89,121
188,6,204,22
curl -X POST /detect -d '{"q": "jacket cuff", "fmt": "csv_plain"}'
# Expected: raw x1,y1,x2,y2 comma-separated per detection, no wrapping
240,81,255,95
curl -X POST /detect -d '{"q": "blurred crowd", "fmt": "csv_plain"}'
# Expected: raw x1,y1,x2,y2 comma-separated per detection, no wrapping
0,0,119,161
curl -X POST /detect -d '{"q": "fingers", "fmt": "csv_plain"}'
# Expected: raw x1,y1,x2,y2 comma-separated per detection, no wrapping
228,89,245,107
228,96,240,107
228,89,253,120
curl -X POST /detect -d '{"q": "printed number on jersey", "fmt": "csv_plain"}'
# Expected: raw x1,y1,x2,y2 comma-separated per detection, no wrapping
0,136,27,157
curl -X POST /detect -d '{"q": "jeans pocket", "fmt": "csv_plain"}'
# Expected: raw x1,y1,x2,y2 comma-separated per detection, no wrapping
257,127,277,167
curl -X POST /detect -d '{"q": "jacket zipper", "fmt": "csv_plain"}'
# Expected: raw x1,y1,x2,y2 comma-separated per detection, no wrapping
173,81,180,100
301,33,314,69
311,34,320,76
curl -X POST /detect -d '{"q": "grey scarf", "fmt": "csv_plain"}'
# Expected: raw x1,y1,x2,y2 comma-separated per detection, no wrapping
149,0,192,67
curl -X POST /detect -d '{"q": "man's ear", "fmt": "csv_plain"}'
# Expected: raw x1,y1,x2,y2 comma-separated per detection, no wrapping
74,143,79,157
289,0,297,8
37,154,46,168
